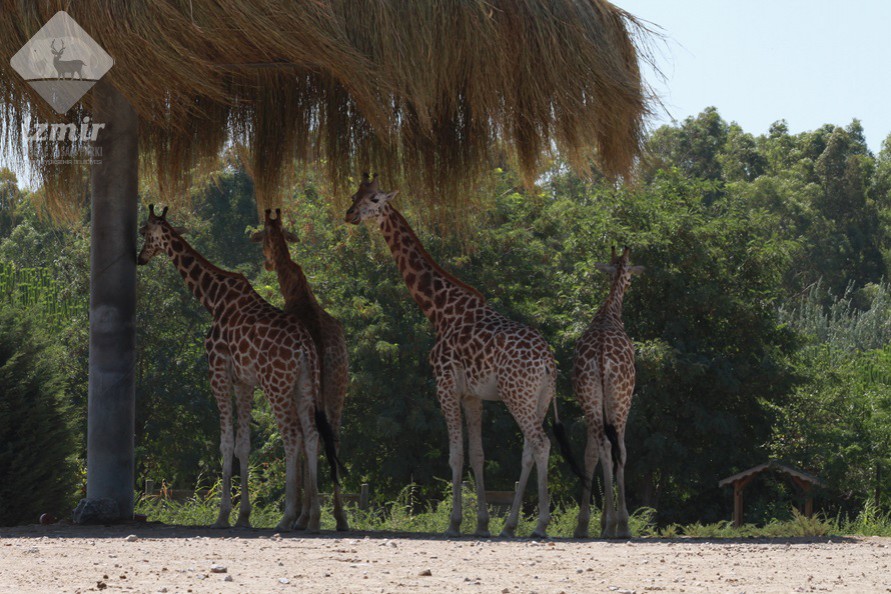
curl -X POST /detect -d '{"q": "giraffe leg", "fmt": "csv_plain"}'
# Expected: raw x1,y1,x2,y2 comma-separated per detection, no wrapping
276,426,301,532
233,382,254,528
614,431,631,538
263,379,302,533
296,368,322,533
574,427,600,538
503,378,552,539
331,447,350,531
209,366,234,529
530,430,551,538
501,439,533,538
297,424,321,533
599,436,617,538
327,344,350,531
435,375,463,537
444,417,464,537
463,397,490,537
293,454,309,530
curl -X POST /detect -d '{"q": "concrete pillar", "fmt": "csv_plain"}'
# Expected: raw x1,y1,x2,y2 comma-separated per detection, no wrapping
76,79,138,523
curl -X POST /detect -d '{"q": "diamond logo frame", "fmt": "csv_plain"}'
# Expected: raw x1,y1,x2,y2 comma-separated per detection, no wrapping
10,11,114,114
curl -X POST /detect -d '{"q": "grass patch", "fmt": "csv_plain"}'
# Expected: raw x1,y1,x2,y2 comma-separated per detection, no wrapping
669,509,834,539
135,480,891,538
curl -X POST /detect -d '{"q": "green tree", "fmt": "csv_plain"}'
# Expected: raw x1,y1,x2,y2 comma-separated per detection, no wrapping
609,170,796,523
772,282,891,510
0,304,79,525
645,107,729,183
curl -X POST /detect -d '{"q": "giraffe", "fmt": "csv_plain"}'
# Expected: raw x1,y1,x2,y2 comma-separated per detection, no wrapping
572,246,643,538
137,204,329,532
251,208,350,531
345,174,560,538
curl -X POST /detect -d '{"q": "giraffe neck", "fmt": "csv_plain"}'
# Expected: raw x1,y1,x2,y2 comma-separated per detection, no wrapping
278,260,320,313
595,275,628,328
265,226,328,394
267,230,319,314
163,227,249,314
377,203,485,329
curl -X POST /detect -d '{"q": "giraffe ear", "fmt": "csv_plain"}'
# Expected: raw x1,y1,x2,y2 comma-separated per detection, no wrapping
382,190,399,203
594,262,615,274
628,265,645,276
250,230,266,243
283,230,299,243
171,227,189,236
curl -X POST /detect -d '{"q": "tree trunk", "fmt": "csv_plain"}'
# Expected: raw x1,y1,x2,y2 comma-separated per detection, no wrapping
79,80,138,522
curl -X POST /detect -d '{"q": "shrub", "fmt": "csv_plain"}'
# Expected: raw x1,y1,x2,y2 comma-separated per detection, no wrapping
0,304,78,525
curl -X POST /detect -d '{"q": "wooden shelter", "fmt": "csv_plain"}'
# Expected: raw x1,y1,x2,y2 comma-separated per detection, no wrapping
719,462,822,527
0,1,653,522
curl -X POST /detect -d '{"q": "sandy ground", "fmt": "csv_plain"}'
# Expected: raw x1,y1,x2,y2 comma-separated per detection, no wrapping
0,523,889,593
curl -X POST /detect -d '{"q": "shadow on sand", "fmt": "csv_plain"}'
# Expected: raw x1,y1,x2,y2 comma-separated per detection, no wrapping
0,521,861,545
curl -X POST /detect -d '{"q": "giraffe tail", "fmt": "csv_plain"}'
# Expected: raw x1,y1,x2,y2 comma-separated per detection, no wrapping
315,409,347,486
550,399,588,487
599,350,621,477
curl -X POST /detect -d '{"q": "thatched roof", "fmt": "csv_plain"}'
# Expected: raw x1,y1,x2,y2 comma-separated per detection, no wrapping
0,1,653,214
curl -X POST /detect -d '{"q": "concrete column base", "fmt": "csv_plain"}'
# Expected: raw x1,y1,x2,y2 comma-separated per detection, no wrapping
72,497,121,524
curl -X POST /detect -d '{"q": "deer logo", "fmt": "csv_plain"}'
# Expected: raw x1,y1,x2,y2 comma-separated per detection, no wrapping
50,39,85,80
10,11,114,113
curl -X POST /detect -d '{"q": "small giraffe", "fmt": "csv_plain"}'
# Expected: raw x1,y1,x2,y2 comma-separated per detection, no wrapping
137,205,326,532
572,246,643,538
251,208,350,531
345,174,558,537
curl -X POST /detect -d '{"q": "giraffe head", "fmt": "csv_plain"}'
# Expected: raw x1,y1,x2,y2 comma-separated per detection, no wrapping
344,173,398,224
250,208,299,271
137,204,175,265
595,246,644,290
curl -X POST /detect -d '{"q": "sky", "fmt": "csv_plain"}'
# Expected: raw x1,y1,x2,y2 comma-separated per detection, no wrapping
4,2,891,184
620,0,891,152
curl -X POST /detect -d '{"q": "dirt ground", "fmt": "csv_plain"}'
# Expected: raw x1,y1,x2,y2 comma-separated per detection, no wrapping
1,522,889,593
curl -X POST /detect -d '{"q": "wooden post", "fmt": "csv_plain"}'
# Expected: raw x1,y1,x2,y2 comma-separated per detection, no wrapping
798,479,813,517
732,475,755,527
790,476,815,518
359,483,370,510
79,79,138,522
733,481,744,528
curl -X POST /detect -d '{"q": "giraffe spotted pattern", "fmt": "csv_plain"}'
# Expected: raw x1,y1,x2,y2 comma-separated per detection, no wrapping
346,175,557,538
137,205,324,533
252,208,351,531
572,246,642,538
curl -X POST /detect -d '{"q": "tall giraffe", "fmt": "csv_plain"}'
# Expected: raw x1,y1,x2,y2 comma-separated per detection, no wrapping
572,246,643,538
345,174,560,537
251,208,350,531
137,205,328,532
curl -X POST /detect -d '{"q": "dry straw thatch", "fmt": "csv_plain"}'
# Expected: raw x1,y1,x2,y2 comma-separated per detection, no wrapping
0,0,652,216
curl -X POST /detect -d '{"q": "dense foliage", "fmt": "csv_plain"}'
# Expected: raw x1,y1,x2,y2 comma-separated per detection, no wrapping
2,106,891,526
0,303,78,526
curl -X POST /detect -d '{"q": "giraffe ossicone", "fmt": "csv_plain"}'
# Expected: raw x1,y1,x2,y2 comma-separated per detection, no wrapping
137,204,329,533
